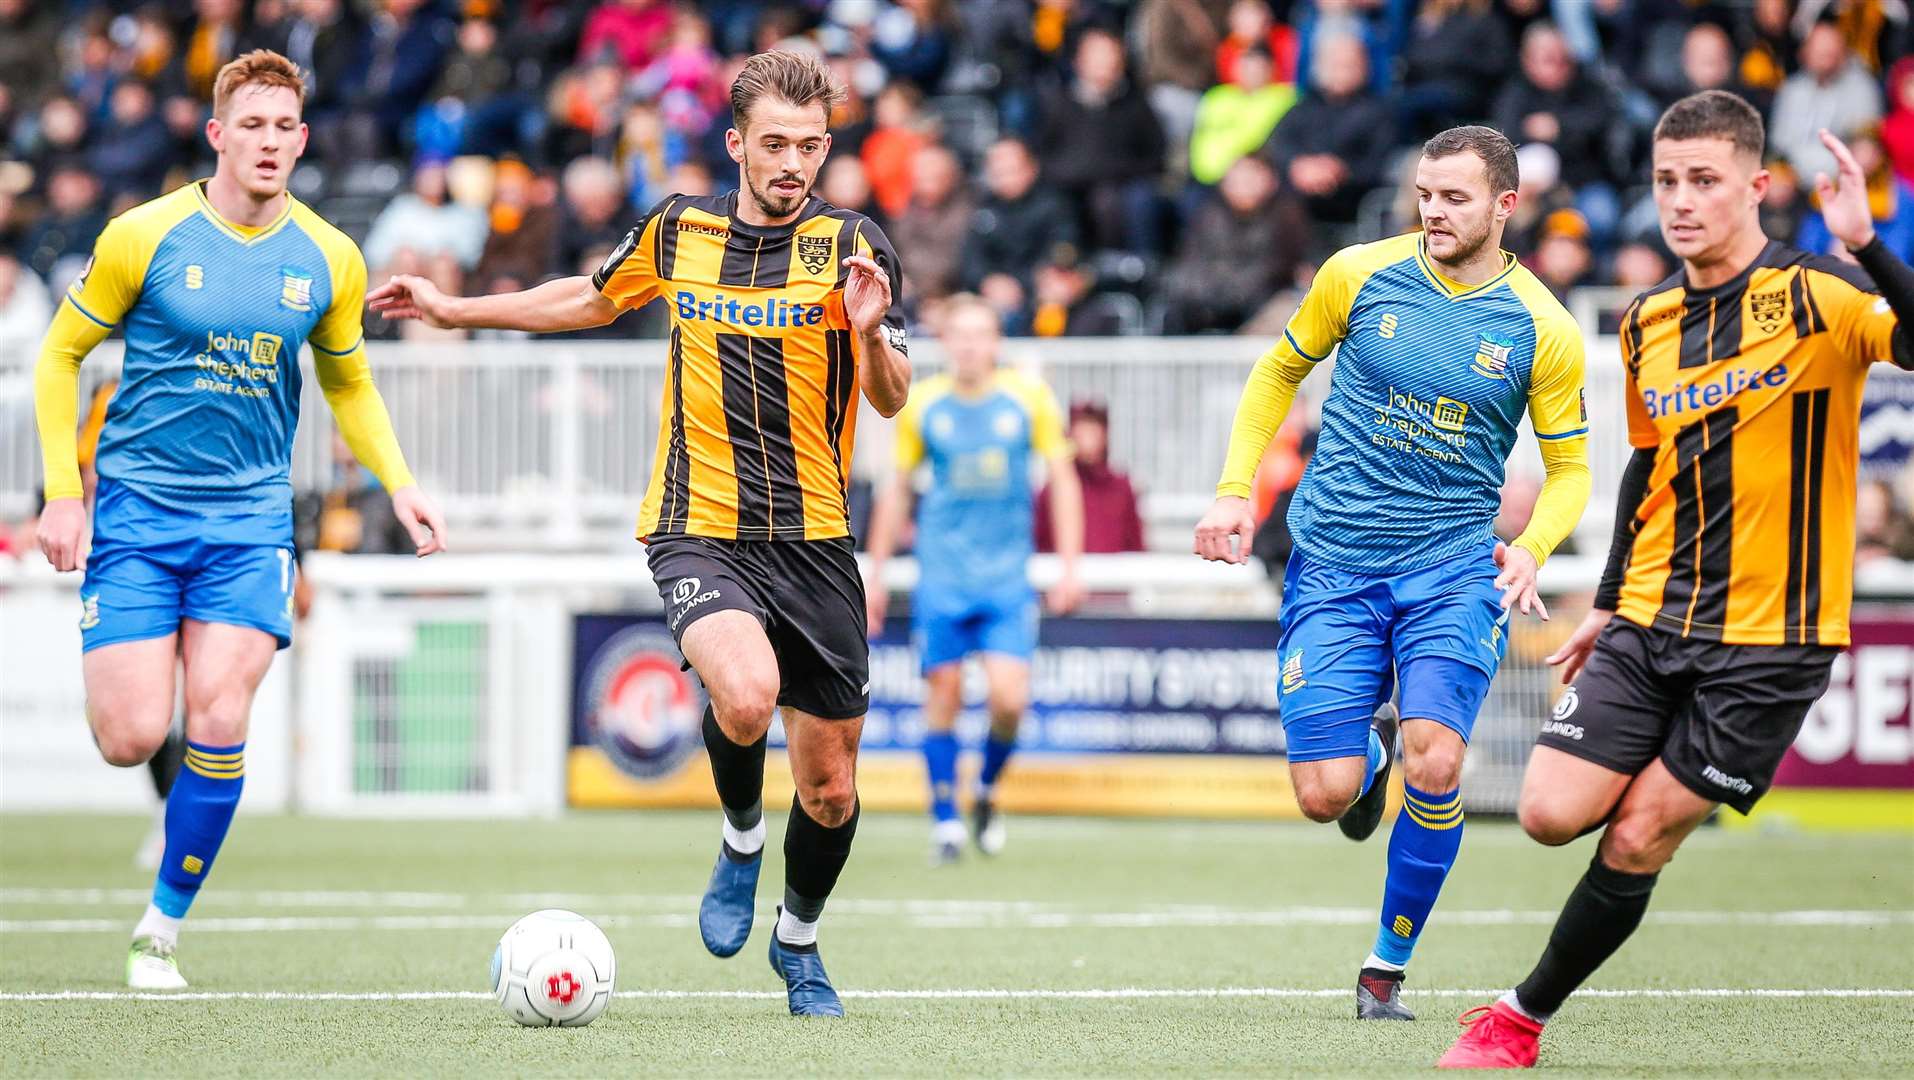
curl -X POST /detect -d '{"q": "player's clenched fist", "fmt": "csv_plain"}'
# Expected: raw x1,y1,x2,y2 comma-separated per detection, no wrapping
36,497,88,572
1193,495,1256,564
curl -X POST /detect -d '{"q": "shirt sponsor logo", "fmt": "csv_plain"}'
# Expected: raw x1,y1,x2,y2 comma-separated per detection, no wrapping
1641,362,1788,419
1702,764,1754,795
674,290,827,328
797,235,832,275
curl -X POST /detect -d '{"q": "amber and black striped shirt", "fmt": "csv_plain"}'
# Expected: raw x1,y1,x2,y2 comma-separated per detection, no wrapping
1615,242,1902,646
594,191,906,542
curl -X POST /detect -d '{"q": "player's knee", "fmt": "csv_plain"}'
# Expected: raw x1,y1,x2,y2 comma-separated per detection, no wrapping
986,688,1028,724
797,775,857,827
710,676,779,738
1600,812,1678,873
1517,797,1584,846
1292,779,1353,823
92,722,166,768
1403,742,1464,795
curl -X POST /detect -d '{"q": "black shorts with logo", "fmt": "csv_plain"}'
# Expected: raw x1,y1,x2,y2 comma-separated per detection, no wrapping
644,535,869,721
1536,617,1837,814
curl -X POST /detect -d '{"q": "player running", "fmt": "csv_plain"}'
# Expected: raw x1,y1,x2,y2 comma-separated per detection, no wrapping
1440,94,1914,1069
33,50,446,990
368,51,910,1017
1195,126,1591,1020
864,294,1084,864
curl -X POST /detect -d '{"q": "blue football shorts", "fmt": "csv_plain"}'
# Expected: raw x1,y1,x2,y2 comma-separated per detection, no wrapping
1275,538,1508,763
80,480,296,652
912,585,1040,675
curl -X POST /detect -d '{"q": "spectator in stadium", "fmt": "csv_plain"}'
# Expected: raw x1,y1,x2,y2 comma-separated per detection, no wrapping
542,60,625,166
20,96,91,183
1492,22,1620,242
1664,21,1768,114
432,17,514,112
1264,32,1394,227
818,156,887,233
1396,0,1514,139
1164,154,1309,333
1611,240,1671,291
350,0,455,157
88,82,176,200
1884,58,1914,183
1188,42,1295,186
0,0,61,107
1036,27,1167,254
364,158,489,276
961,136,1079,299
554,155,628,281
889,143,971,307
1770,21,1884,188
1249,415,1313,577
179,0,248,103
0,250,51,360
280,0,370,160
294,433,419,558
1036,399,1146,554
1029,244,1127,337
1798,127,1914,262
1134,0,1224,155
1758,157,1807,245
1529,210,1596,300
578,0,671,72
862,82,934,220
868,0,956,91
633,8,726,138
1499,143,1577,260
618,100,682,213
22,165,105,290
1854,478,1914,567
474,160,561,294
1217,0,1298,85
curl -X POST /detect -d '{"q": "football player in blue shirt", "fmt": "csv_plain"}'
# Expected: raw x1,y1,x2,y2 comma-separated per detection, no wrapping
866,295,1084,862
1196,126,1591,1020
34,51,445,989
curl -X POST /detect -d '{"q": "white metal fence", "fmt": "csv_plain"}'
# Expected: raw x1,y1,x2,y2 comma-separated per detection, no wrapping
3,336,1645,548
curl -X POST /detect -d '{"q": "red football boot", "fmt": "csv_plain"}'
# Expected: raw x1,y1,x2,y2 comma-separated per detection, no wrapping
1436,1001,1543,1069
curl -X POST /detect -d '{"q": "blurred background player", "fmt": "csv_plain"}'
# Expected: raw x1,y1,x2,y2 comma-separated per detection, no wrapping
1195,126,1590,1022
32,50,445,990
864,294,1084,864
367,50,911,1018
1441,95,1914,1071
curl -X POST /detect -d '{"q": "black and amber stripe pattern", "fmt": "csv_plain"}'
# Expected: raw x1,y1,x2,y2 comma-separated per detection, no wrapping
595,192,904,542
1614,244,1893,647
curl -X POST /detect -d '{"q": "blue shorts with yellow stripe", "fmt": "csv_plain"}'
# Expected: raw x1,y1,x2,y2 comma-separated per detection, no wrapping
1276,538,1507,763
80,480,296,652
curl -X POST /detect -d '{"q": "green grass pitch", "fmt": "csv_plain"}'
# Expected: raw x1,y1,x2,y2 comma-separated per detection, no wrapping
2,811,1909,1078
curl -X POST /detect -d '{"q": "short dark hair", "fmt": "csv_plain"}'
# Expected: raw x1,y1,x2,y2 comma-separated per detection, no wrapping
1422,125,1519,196
1653,89,1765,159
730,50,845,131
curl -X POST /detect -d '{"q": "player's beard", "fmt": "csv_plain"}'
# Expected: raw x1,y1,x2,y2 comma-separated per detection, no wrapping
1429,217,1494,269
746,169,810,221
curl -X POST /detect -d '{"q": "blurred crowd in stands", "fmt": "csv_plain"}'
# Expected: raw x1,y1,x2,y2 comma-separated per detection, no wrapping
4,0,1914,560
4,0,1914,342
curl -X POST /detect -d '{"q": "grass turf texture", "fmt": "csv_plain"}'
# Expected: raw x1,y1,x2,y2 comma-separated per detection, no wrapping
3,811,1910,1078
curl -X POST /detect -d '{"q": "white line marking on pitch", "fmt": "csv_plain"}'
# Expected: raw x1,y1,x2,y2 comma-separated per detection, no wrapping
2,988,1911,1003
2,908,1908,933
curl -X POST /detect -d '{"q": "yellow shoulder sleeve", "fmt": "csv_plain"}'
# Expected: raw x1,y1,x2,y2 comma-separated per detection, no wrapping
1001,370,1068,458
893,373,946,472
297,202,369,357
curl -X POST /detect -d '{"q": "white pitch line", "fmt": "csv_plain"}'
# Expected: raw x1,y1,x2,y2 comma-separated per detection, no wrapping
3,908,1910,934
2,988,1911,1004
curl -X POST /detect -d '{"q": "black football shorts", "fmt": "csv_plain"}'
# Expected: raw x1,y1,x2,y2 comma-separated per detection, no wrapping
1536,616,1837,814
644,534,870,720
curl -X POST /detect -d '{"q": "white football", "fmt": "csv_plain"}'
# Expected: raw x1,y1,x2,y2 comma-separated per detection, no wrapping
491,909,616,1027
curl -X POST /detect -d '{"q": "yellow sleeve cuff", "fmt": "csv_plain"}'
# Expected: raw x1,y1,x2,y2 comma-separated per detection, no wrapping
316,343,415,493
1511,436,1592,567
1216,341,1315,499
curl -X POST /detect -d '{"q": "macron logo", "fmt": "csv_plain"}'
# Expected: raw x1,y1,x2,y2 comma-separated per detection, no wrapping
1702,765,1753,795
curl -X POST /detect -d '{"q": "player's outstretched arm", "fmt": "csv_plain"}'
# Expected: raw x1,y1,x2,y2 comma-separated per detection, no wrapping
1043,448,1086,613
33,303,117,571
368,274,622,334
862,472,913,637
1818,129,1914,370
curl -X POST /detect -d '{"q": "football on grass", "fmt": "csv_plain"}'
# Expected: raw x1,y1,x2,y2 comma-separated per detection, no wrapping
491,909,616,1027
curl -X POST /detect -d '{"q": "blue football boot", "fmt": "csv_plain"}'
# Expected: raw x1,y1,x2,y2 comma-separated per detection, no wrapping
698,843,761,958
767,908,844,1017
